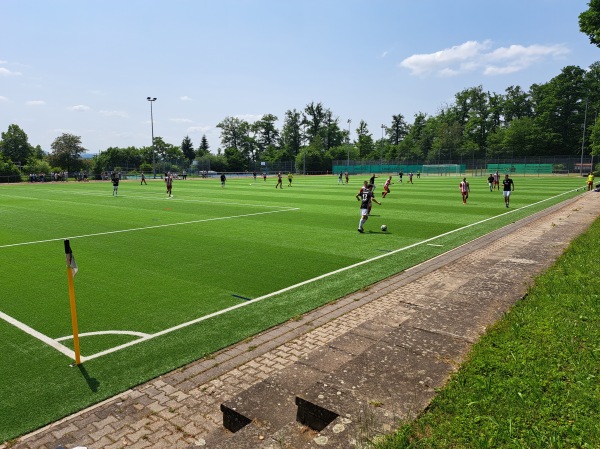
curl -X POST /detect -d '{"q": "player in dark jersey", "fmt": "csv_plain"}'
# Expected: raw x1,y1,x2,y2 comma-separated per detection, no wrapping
112,174,119,196
356,184,381,233
502,174,514,207
165,173,173,197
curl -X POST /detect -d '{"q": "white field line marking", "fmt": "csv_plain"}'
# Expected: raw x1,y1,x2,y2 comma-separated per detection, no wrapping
0,208,299,249
0,311,75,359
77,188,581,363
55,330,150,342
0,188,297,209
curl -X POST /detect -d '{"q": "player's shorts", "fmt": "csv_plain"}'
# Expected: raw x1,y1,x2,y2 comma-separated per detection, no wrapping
360,208,369,217
503,190,511,198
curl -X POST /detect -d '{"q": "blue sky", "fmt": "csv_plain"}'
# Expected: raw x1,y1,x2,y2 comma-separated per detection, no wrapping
1,0,598,155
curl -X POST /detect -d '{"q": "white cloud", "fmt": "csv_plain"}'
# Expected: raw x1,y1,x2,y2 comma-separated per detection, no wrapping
400,40,570,77
26,100,46,106
70,105,91,111
0,67,22,76
169,118,193,123
187,125,212,133
99,110,128,118
0,96,9,102
180,96,193,101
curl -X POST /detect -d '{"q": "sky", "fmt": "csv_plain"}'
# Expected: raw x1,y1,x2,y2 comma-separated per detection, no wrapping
1,0,598,155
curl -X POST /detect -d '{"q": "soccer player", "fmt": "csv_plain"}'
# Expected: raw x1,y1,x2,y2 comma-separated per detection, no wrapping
502,174,514,207
398,171,403,183
338,171,343,184
356,184,381,233
408,172,413,184
111,173,119,196
140,172,147,185
493,171,500,190
345,171,349,184
220,173,226,188
165,172,173,197
382,176,392,198
587,172,595,191
487,173,494,192
275,172,283,189
369,174,378,191
287,172,293,187
459,177,470,204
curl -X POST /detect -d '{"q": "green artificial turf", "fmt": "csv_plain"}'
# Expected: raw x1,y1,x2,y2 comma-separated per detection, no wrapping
0,173,586,442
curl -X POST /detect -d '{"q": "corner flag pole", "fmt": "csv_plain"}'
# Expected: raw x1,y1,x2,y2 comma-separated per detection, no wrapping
64,239,81,365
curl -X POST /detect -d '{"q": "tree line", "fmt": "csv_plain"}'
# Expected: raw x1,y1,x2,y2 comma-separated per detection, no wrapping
2,61,600,180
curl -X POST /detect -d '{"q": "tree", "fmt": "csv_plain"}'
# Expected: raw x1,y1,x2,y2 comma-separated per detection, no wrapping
217,116,248,152
197,135,210,156
181,135,195,164
387,114,410,146
355,120,375,159
579,0,600,48
48,133,86,173
531,65,587,155
0,124,33,165
280,109,303,160
502,85,533,123
0,153,21,182
252,114,280,159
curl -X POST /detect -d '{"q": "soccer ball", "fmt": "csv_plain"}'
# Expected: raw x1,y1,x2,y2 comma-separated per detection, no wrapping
381,224,387,232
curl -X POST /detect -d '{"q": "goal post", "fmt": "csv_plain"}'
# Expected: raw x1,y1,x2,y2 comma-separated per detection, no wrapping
421,164,462,176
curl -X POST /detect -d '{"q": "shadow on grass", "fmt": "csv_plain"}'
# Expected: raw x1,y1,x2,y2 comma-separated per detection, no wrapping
77,364,100,392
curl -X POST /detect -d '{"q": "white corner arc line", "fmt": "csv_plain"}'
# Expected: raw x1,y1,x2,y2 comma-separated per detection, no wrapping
55,330,150,342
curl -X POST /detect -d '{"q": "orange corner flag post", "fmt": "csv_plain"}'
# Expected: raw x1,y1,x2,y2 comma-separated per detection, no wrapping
64,239,81,365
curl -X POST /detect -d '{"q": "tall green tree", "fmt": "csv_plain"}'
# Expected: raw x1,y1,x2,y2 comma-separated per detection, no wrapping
355,120,375,159
387,114,410,146
217,116,248,151
181,135,195,164
252,114,280,159
579,0,600,47
0,124,33,165
48,133,86,172
531,65,587,155
197,135,210,156
280,109,303,160
502,85,533,123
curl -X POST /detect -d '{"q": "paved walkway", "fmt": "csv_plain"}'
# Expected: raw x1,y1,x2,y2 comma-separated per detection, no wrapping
4,193,600,449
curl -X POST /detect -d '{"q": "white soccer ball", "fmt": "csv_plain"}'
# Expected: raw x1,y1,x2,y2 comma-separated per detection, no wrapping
381,224,387,232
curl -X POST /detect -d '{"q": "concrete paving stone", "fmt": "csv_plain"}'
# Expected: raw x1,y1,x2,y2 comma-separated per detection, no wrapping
327,332,377,356
50,423,79,439
297,346,354,374
146,400,167,414
88,422,118,441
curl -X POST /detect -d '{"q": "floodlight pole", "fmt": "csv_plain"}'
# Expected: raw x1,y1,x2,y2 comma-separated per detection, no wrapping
347,119,351,167
580,98,589,177
147,97,157,178
381,124,385,173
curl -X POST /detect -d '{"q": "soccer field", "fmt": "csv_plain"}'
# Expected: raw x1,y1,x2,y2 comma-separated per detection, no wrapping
0,174,586,441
